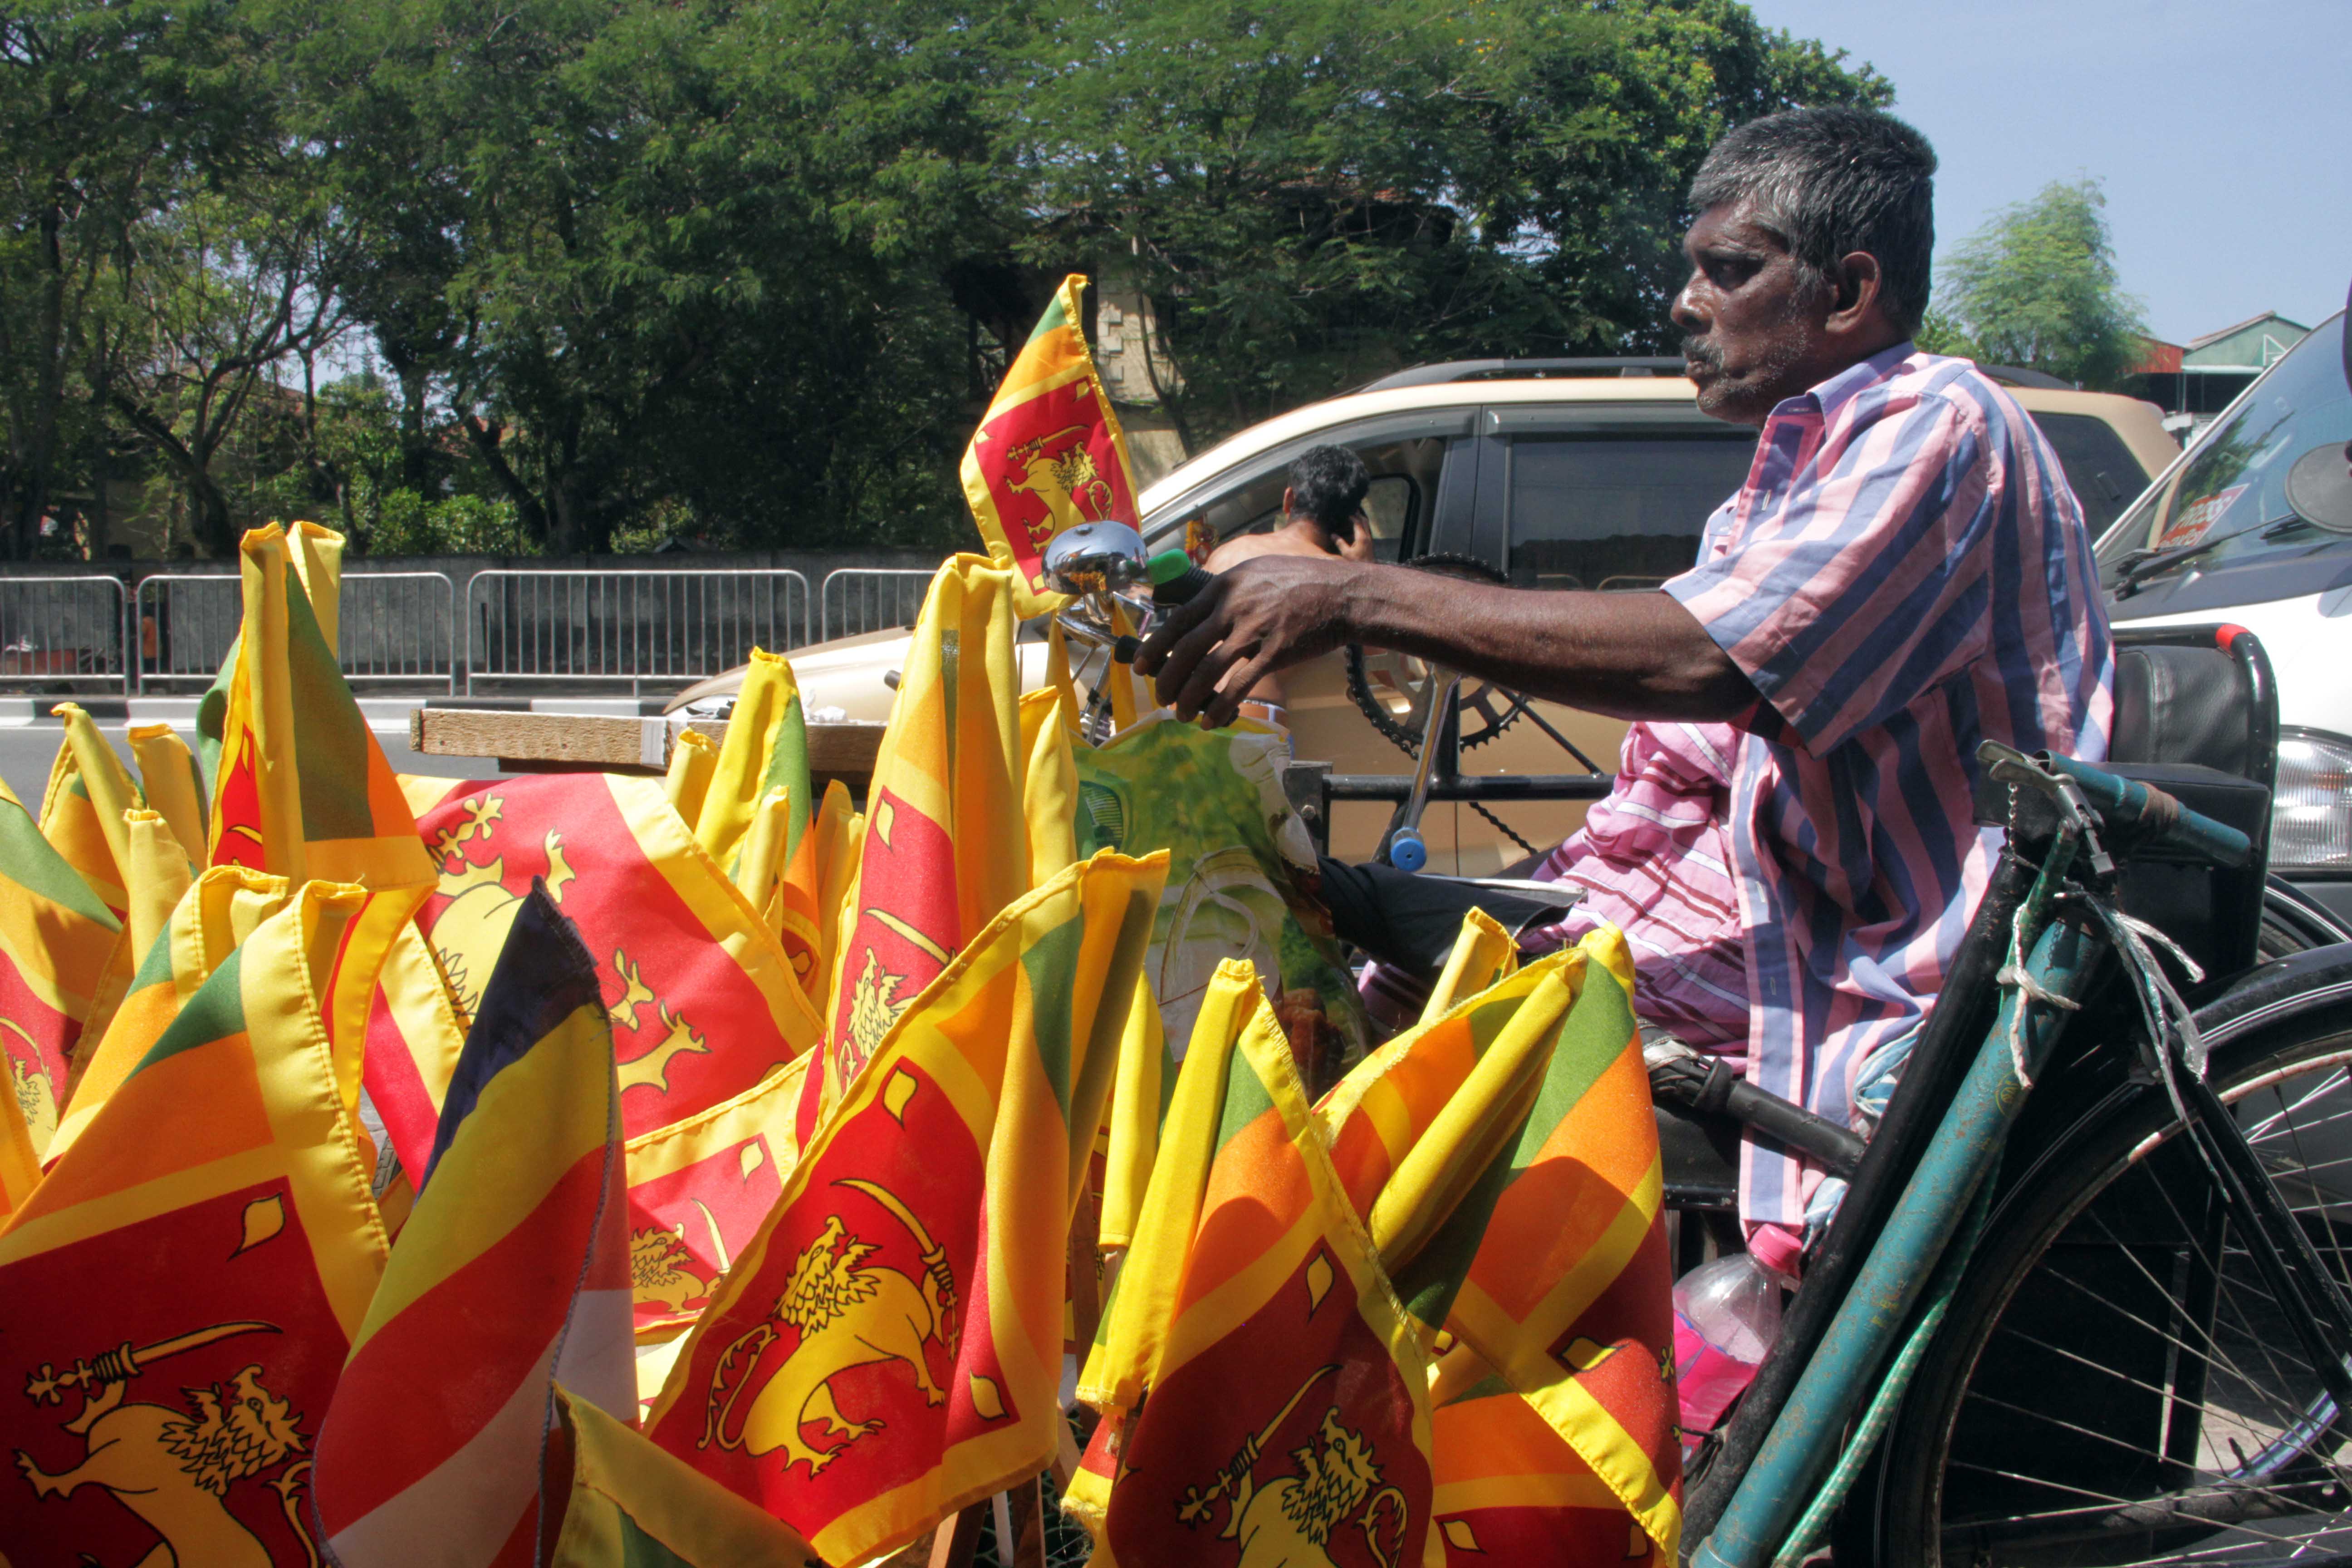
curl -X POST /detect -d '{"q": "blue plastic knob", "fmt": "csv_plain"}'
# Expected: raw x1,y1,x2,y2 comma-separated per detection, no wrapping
1388,828,1427,873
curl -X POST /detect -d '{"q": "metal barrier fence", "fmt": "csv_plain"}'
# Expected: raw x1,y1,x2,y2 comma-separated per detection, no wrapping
132,574,240,691
820,568,937,642
0,575,128,694
465,569,812,696
131,572,460,692
338,573,458,691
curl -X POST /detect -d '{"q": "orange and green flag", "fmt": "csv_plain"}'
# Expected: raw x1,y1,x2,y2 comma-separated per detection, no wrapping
1066,962,1439,1568
643,849,1163,1566
204,522,432,890
960,273,1142,616
0,880,416,1566
46,866,294,1165
1387,928,1682,1559
804,557,1058,1135
0,776,122,1159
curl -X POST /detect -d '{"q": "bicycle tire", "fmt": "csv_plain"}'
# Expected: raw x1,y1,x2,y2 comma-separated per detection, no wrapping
1852,1000,2352,1566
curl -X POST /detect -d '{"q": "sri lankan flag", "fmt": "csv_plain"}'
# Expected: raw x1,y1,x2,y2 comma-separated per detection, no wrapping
702,649,829,993
696,647,809,877
0,881,414,1566
624,1051,811,1347
46,867,294,1166
36,702,139,914
960,273,1142,616
805,558,1057,1135
1428,1343,1658,1563
0,776,121,1159
643,850,1163,1566
128,721,208,864
314,884,634,1565
1068,962,1438,1568
205,522,432,890
1389,928,1681,1559
385,771,821,1181
63,805,198,1095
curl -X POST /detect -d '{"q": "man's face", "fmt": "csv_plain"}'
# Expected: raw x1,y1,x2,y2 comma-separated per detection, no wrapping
1672,200,1836,427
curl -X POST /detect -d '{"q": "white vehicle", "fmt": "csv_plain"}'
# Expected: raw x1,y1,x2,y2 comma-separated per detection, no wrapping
2098,309,2352,926
686,359,2176,875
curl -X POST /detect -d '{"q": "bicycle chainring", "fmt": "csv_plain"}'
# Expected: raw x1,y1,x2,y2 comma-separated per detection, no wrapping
1344,554,1530,756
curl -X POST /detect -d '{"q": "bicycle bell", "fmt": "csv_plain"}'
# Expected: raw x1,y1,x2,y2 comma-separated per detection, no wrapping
1042,521,1150,598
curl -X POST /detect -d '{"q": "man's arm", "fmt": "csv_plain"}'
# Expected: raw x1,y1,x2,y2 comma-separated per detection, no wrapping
1134,553,1758,730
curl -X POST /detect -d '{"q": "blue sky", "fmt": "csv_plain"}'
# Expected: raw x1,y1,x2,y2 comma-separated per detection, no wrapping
1747,0,2351,343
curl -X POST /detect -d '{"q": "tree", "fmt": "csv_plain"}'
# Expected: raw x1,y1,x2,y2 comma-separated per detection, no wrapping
1008,0,1888,453
0,0,251,558
1935,178,2146,391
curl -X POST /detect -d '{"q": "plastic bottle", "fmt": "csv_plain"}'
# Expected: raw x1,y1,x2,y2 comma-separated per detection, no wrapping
1671,1253,1784,1462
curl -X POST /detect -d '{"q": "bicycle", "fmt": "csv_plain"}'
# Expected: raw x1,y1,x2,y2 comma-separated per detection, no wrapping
1041,524,2352,1566
1655,624,2352,1568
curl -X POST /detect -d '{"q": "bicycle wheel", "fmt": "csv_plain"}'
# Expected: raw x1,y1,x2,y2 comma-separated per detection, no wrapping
1859,1002,2352,1566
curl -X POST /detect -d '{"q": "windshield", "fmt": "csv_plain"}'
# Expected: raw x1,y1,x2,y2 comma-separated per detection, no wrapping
2099,312,2352,588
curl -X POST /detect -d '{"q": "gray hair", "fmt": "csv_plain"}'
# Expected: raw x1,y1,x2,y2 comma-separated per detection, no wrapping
1688,107,1937,336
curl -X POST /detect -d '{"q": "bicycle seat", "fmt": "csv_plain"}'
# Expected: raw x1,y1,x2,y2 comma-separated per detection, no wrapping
1975,624,2278,979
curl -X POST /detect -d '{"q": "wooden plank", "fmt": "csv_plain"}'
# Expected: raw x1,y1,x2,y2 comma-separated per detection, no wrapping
408,708,887,778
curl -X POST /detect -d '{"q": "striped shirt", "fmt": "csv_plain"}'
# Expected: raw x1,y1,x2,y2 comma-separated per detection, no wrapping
1536,345,2114,1225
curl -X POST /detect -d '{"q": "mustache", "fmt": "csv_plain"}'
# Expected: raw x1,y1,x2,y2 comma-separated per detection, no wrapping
1681,336,1723,372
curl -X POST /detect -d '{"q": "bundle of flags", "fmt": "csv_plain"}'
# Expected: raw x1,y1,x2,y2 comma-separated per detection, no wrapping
0,276,1679,1568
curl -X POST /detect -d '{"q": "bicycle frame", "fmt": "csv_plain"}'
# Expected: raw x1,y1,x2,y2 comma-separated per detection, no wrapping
1688,746,2352,1568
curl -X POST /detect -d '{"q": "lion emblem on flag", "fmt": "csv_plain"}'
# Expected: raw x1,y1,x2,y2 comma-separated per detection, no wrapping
1177,1367,1411,1568
697,1180,959,1476
15,1323,311,1568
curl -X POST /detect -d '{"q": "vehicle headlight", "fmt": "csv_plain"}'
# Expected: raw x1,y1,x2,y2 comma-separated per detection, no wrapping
2273,729,2352,871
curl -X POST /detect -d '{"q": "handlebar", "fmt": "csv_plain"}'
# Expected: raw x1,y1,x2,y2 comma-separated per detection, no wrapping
1979,742,2254,870
2036,754,2254,869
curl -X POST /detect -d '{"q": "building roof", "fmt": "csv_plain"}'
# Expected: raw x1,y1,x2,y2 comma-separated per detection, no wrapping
2183,311,2309,371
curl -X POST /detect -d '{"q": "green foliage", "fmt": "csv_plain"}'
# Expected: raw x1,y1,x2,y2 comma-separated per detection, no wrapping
1010,0,1889,446
1935,179,2148,391
0,0,1890,558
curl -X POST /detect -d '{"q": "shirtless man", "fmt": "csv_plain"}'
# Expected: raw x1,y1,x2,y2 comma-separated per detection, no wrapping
1202,445,1377,725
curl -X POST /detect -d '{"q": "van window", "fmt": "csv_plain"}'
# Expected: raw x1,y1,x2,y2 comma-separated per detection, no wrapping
1149,425,1457,563
1504,435,1756,590
2034,412,2156,538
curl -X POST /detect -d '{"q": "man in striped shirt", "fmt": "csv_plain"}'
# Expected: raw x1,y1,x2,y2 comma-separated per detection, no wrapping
1137,106,2113,1236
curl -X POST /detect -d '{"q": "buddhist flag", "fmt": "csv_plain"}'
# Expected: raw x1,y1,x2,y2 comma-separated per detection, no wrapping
643,850,1162,1567
46,867,294,1166
805,558,1043,1133
0,881,413,1565
36,702,138,914
1393,928,1681,1559
960,273,1142,615
388,771,821,1180
546,1388,820,1567
314,884,633,1565
205,522,433,890
1067,963,1437,1568
0,777,122,1159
